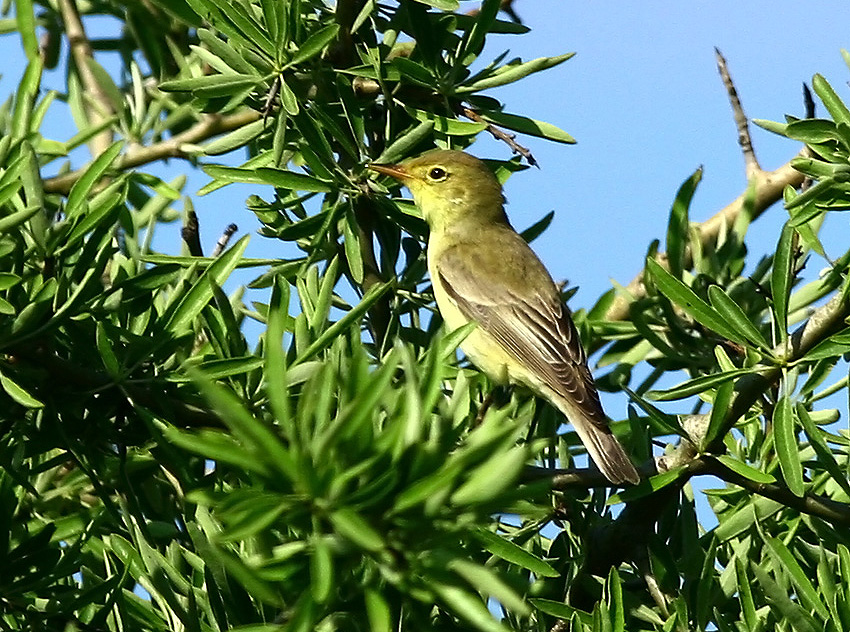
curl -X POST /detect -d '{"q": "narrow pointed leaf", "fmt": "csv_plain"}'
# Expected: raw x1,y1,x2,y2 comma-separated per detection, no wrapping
773,394,804,497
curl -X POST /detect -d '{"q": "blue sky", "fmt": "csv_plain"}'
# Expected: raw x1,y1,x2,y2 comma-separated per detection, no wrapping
9,3,850,309
5,2,850,503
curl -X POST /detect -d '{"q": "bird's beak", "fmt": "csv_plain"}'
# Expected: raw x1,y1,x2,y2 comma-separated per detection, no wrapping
367,162,411,182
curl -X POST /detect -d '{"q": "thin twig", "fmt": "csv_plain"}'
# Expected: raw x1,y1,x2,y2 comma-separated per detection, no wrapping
59,0,114,156
603,52,810,323
44,110,261,195
715,48,759,177
703,456,850,527
527,449,850,528
212,224,238,257
603,152,806,323
182,209,203,257
461,106,537,167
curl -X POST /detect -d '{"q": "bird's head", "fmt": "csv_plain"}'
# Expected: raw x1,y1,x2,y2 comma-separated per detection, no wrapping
369,150,507,231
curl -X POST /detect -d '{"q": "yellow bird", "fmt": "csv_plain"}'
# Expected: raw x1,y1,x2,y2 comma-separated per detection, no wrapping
369,149,639,485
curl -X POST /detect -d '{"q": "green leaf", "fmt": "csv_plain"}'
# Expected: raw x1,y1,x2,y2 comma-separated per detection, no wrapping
519,211,554,244
813,74,850,128
411,0,458,11
14,0,39,60
607,566,625,632
84,57,126,114
703,378,734,449
750,561,818,632
364,589,392,632
796,404,850,498
473,529,558,577
803,328,850,361
647,368,751,402
164,427,271,475
531,599,591,625
408,108,486,136
449,558,530,616
171,357,264,381
279,76,300,115
203,118,267,155
771,223,796,345
666,167,702,279
289,24,340,66
0,371,43,408
773,394,804,497
761,534,829,620
343,210,364,284
191,371,298,482
310,537,334,603
458,0,501,60
707,285,769,350
714,455,776,484
457,54,575,93
784,119,842,144
455,53,575,95
159,74,261,97
373,120,434,164
294,280,392,364
432,582,510,632
0,205,41,234
328,508,384,552
451,446,526,506
609,467,685,504
734,558,759,632
65,141,124,218
646,257,749,345
477,110,575,144
202,165,332,192
163,235,249,333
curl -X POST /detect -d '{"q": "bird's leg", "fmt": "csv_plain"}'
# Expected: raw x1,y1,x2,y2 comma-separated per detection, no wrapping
473,384,512,427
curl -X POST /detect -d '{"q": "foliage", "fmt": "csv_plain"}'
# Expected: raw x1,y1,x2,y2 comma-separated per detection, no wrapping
1,0,850,630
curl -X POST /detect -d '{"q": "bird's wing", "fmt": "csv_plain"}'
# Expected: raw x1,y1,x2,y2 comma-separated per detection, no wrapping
436,241,609,429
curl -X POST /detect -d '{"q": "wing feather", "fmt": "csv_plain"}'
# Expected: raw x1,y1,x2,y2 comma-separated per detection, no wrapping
436,242,608,428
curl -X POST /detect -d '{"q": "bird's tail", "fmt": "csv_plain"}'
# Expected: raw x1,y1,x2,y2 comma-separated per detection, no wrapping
558,401,640,485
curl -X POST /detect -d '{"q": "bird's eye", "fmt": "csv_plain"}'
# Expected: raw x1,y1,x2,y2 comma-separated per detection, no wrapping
427,167,448,181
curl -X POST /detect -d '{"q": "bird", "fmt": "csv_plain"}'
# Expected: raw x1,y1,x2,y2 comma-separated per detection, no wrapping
368,149,640,485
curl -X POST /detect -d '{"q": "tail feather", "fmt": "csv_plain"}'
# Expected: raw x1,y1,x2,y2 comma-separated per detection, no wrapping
560,404,640,485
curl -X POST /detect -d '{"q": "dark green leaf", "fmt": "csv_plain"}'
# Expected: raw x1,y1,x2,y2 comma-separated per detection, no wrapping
707,285,769,350
289,24,340,66
666,167,702,279
773,394,804,497
714,455,776,484
473,529,558,577
646,257,749,345
770,223,796,345
202,165,332,192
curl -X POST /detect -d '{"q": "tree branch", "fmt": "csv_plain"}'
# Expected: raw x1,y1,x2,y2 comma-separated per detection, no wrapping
603,53,807,323
43,110,261,195
526,449,850,528
59,0,114,156
702,456,850,527
715,48,759,178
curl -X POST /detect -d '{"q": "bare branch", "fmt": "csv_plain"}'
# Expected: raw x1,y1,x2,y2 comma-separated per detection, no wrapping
603,52,810,323
703,456,850,527
43,110,261,196
715,48,759,177
461,106,537,167
526,450,850,528
59,0,114,156
603,158,806,322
